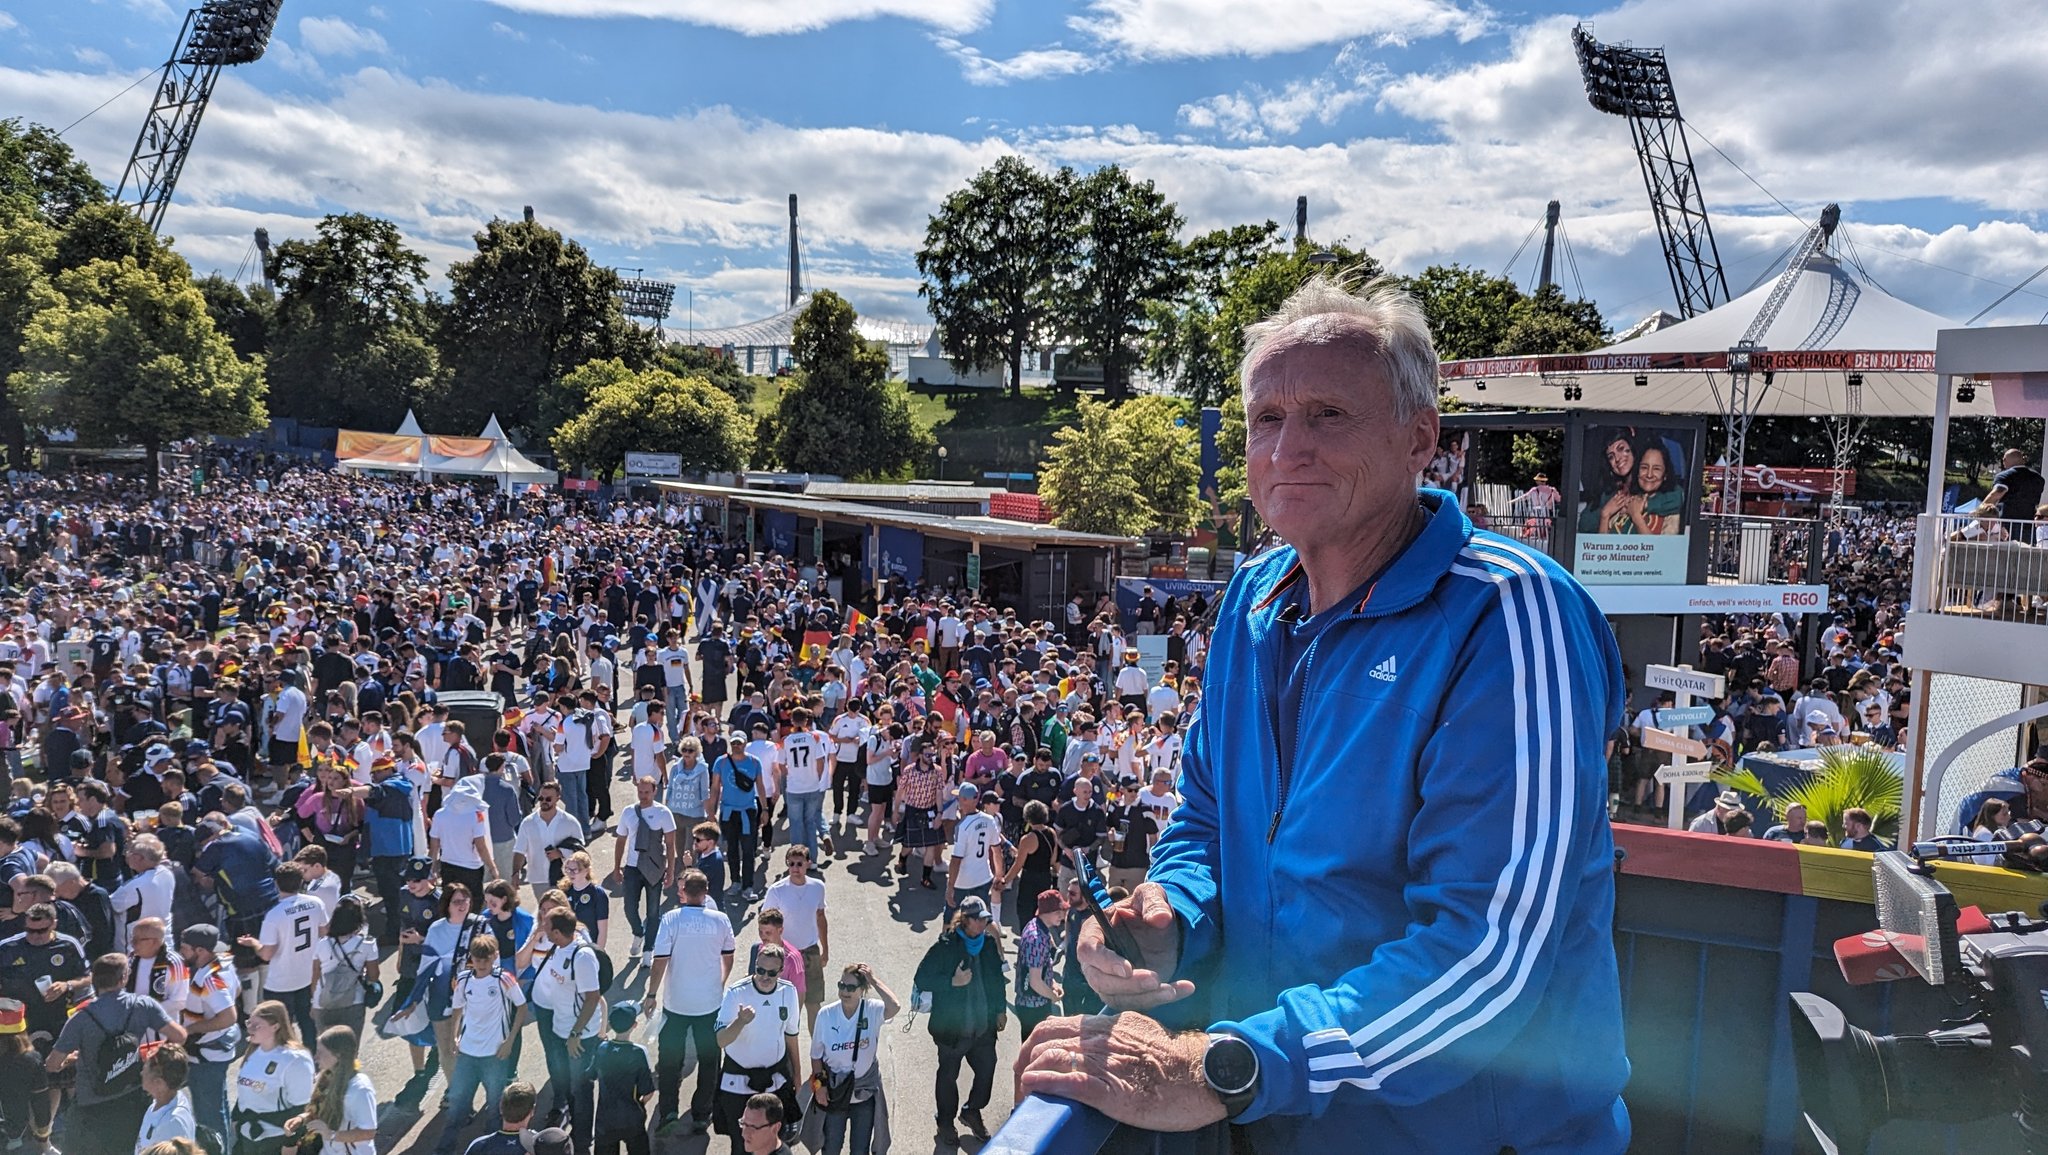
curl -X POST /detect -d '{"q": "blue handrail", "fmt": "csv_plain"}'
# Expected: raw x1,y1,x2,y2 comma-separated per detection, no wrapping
983,1096,1120,1155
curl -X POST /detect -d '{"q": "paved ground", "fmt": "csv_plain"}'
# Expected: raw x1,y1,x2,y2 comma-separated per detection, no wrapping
368,789,1026,1154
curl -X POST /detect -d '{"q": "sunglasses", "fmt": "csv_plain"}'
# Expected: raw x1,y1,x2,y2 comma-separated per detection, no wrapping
837,981,863,992
753,967,782,978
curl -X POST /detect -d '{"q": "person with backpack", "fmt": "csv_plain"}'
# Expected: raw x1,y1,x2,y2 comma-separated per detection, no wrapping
47,952,183,1155
532,908,607,1145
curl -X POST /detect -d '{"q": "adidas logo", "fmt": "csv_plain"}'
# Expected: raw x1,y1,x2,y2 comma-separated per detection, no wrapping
1367,655,1399,683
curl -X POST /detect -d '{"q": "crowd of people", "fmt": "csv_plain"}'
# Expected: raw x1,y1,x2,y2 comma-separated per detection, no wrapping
0,457,1209,1155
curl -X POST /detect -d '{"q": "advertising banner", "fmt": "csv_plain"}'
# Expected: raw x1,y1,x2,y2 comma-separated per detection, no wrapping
1572,422,1700,585
625,452,683,477
1587,584,1830,616
877,525,923,584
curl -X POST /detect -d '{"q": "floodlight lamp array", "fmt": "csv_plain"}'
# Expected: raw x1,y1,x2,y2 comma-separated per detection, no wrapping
184,0,284,67
617,278,678,321
1571,26,1680,120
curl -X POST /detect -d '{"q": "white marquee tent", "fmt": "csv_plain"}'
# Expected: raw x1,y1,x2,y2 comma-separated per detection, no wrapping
1438,253,1985,419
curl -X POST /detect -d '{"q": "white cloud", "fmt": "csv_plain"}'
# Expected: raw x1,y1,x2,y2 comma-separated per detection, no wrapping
297,17,390,59
1179,44,1382,142
489,22,529,41
367,6,388,19
0,14,18,33
1072,0,1489,60
72,47,114,69
122,0,178,23
478,0,992,37
933,38,1100,86
7,0,2048,332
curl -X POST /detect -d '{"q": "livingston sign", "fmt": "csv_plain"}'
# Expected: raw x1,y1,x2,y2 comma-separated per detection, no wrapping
1440,349,1937,379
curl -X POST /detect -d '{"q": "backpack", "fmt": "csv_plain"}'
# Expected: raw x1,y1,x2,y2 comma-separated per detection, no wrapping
575,941,616,997
87,996,144,1099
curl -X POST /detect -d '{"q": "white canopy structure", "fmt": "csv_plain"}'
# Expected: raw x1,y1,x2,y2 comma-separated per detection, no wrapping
334,414,557,491
678,292,935,379
1439,252,1976,418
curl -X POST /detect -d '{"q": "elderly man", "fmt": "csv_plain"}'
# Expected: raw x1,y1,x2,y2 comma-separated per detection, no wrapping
1017,277,1629,1153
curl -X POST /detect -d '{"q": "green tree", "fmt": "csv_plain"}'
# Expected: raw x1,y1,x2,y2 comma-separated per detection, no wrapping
1057,165,1185,401
766,291,931,478
0,119,104,227
657,341,764,409
1109,395,1202,534
1498,284,1609,355
1144,222,1284,407
52,202,169,276
1402,264,1526,360
917,157,1072,397
0,213,57,466
551,362,750,480
432,216,654,439
266,214,437,429
194,275,274,362
1039,397,1153,536
11,256,266,493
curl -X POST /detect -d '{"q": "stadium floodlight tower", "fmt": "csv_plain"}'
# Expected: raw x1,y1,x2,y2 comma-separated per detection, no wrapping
614,270,679,336
118,0,286,235
1572,24,1729,319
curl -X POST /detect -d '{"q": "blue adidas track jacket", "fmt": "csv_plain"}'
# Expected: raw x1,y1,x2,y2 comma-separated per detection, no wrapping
1150,489,1630,1153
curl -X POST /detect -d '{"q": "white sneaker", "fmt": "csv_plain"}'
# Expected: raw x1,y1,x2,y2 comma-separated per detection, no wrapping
864,840,880,855
627,943,642,961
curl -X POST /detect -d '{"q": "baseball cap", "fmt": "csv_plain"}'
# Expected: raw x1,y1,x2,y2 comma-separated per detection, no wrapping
1036,889,1068,916
404,857,434,881
957,895,992,921
609,1001,641,1032
1805,710,1830,725
180,924,221,953
533,1128,573,1155
956,783,978,801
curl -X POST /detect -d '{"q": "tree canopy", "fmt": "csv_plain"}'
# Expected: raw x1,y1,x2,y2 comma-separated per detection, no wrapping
11,254,265,490
1037,397,1155,537
266,213,436,429
551,360,750,481
1057,166,1184,401
0,120,104,227
917,157,1070,397
765,290,930,479
432,216,653,440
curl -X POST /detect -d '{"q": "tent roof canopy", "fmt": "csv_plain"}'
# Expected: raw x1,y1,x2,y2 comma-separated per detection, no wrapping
1438,253,1979,418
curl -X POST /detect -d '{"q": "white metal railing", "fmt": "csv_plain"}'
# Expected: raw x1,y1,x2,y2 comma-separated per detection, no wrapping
1918,512,2048,616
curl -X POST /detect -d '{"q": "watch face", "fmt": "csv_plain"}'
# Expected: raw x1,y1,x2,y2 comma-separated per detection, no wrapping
1206,1035,1258,1094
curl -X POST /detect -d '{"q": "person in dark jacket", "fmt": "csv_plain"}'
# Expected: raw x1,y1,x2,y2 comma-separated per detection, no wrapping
912,897,1005,1146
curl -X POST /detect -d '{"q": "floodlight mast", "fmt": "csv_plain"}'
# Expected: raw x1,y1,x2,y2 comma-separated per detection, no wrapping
117,0,285,235
1571,24,1729,319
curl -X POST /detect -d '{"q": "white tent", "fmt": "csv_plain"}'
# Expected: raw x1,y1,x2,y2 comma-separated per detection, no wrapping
1439,253,1980,418
478,414,508,441
395,409,425,436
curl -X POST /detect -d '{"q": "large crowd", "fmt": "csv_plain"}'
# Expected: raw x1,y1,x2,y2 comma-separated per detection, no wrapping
0,458,1212,1155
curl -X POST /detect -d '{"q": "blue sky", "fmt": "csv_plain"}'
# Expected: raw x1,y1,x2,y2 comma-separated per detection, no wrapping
7,0,2048,335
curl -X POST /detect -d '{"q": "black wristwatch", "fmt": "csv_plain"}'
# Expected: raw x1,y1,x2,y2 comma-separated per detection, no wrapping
1202,1032,1260,1120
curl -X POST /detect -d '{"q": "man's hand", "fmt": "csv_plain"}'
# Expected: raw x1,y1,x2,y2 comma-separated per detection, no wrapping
566,1034,585,1058
1077,882,1193,1011
732,1004,756,1028
951,959,974,988
1015,1013,1227,1132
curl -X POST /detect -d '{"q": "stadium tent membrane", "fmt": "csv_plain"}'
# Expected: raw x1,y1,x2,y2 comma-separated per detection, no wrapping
1438,253,1980,419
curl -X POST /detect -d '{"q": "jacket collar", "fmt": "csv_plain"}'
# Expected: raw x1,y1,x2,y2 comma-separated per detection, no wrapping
1248,488,1474,620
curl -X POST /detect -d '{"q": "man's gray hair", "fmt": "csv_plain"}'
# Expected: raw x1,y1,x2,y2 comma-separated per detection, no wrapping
1241,274,1441,422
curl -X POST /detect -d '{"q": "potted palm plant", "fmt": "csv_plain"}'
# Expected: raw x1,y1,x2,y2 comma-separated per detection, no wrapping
1711,746,1902,845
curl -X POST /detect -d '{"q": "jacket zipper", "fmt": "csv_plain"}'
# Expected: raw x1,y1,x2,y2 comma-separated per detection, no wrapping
1267,631,1321,843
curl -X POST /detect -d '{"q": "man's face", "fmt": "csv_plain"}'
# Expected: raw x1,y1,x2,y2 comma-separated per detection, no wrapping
740,1107,779,1153
1243,330,1437,546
